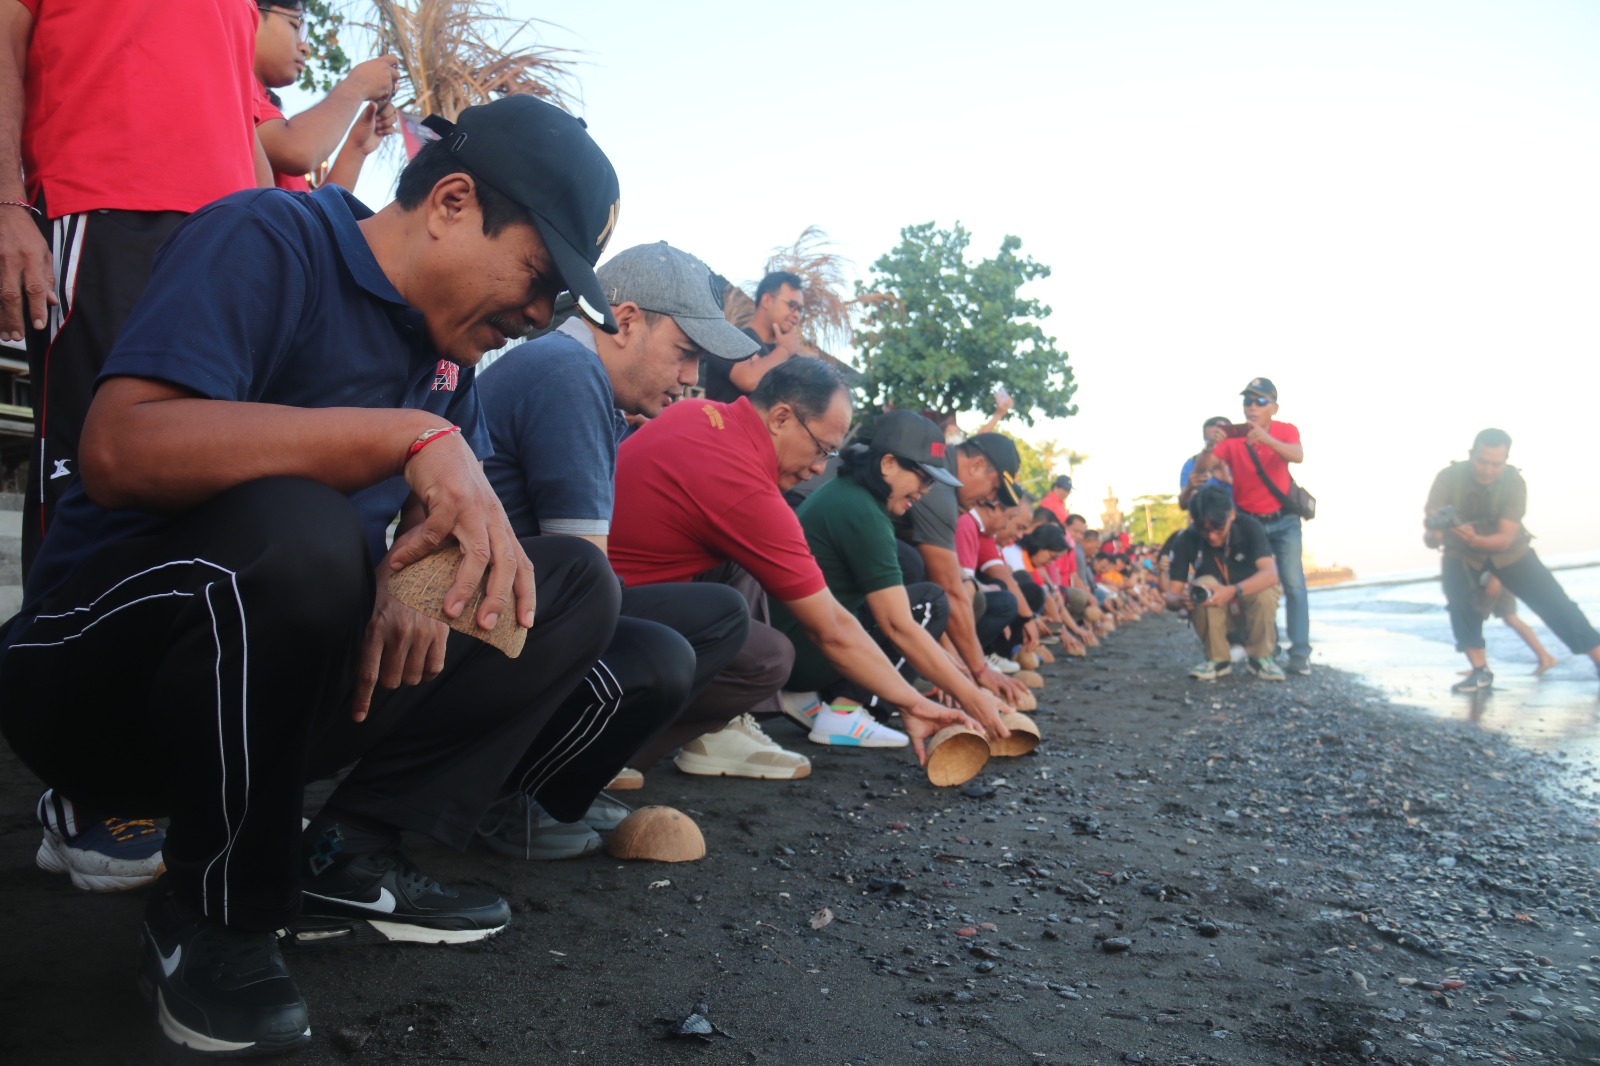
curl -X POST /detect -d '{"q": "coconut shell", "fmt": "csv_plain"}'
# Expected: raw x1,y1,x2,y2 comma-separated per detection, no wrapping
1015,669,1045,689
1065,642,1088,658
988,713,1041,757
1084,606,1104,624
1015,650,1040,670
606,806,706,862
925,726,989,787
1036,646,1056,664
386,544,527,658
1011,688,1038,712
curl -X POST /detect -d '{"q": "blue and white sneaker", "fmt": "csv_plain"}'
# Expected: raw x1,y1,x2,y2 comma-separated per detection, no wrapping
36,788,165,892
807,704,908,748
779,690,823,730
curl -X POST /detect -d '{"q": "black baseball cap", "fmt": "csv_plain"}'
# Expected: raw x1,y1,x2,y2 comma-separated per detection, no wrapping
1241,377,1277,400
1052,474,1073,492
968,432,1022,506
873,410,962,488
423,96,622,333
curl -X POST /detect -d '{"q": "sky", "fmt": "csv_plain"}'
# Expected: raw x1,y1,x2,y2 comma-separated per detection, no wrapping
288,0,1600,579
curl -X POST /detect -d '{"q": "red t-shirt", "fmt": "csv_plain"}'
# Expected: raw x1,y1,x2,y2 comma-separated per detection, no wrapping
21,0,260,217
1212,421,1301,517
955,511,1004,579
253,81,312,192
1038,492,1068,524
609,397,827,602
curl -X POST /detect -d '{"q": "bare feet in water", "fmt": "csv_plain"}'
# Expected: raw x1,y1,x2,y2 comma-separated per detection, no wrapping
1533,654,1559,676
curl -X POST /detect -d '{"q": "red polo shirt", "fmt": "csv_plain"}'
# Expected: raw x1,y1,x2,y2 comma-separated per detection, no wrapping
253,80,313,192
609,397,826,601
20,0,260,217
1212,421,1301,517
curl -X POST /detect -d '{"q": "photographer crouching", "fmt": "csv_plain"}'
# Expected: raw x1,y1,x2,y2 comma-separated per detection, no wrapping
1424,428,1600,693
1165,485,1283,682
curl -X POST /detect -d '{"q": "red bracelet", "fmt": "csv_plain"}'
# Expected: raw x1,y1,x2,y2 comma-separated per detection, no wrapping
406,425,461,462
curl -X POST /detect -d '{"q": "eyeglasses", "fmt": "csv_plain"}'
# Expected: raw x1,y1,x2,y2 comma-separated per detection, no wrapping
264,6,310,44
1242,395,1274,407
797,418,840,460
781,298,803,315
896,456,935,489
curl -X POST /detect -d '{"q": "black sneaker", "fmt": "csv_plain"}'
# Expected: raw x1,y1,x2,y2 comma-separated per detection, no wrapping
1286,654,1311,676
1451,667,1494,694
138,884,311,1054
287,847,510,947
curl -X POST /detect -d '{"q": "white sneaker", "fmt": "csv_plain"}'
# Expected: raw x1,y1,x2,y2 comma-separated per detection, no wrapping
778,690,823,730
807,704,908,748
675,714,812,779
986,652,1021,675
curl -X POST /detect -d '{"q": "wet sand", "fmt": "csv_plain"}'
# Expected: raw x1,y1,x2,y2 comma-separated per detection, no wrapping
2,614,1598,1065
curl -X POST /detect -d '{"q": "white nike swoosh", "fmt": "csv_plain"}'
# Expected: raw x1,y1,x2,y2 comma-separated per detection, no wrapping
160,942,182,978
302,887,396,914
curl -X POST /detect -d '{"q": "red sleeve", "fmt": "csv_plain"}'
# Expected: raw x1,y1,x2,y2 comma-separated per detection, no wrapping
1274,421,1301,445
976,534,1003,573
253,79,285,125
704,487,826,602
955,513,980,572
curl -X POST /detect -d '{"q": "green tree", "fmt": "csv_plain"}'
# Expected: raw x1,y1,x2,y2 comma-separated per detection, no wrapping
301,1,353,93
853,222,1076,426
1128,493,1186,546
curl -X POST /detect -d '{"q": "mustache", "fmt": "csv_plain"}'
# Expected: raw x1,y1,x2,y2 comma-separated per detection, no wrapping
487,315,533,342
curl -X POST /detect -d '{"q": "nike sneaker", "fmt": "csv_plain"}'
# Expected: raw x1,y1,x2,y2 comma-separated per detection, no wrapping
286,845,510,947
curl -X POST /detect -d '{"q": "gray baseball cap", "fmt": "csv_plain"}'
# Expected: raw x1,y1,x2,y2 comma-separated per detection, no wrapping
597,242,760,362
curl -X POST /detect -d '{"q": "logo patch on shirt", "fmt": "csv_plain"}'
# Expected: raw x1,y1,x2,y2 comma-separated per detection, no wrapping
432,360,460,392
702,404,725,430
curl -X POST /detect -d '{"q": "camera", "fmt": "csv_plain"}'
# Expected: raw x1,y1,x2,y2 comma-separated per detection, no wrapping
1425,505,1461,532
1189,584,1211,604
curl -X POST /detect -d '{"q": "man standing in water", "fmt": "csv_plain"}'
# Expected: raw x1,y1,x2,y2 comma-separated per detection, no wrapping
1425,428,1600,693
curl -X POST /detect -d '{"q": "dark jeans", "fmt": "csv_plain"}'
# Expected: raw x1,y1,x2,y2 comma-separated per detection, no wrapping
628,564,793,771
0,478,618,930
812,582,951,709
973,583,1019,656
1012,570,1045,616
1443,550,1600,654
506,583,750,819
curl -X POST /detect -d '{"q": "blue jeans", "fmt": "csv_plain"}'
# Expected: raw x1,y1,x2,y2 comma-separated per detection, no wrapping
1257,512,1309,659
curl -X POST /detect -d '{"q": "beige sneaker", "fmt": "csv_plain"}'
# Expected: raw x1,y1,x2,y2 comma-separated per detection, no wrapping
674,714,812,780
606,768,644,791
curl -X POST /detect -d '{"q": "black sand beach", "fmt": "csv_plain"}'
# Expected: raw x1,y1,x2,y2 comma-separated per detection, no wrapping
3,614,1598,1065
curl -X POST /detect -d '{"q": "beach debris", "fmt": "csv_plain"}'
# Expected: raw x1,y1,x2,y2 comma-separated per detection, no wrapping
607,806,706,862
658,1002,734,1041
810,907,834,930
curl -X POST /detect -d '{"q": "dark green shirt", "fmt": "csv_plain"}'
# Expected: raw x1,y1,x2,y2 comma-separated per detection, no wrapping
773,475,904,688
1425,461,1532,568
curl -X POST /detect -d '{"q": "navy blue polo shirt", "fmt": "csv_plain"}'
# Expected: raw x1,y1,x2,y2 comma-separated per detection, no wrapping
10,186,488,639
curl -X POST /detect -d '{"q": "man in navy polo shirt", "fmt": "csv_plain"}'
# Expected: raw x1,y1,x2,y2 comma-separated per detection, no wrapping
476,241,811,862
0,96,623,1055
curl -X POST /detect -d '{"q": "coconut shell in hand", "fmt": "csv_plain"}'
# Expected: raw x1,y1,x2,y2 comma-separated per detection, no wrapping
988,713,1040,757
1015,669,1045,689
386,544,527,658
925,726,989,787
1015,650,1040,670
607,806,706,862
1012,687,1038,712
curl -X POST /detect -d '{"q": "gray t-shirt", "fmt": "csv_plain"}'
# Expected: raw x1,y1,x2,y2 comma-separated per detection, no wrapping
477,319,629,538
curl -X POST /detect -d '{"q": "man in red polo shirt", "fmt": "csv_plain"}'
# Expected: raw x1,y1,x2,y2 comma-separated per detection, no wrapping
610,357,999,768
1,0,267,895
1199,376,1310,674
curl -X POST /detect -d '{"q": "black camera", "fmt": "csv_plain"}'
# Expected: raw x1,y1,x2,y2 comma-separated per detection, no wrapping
1425,505,1462,532
1189,584,1211,604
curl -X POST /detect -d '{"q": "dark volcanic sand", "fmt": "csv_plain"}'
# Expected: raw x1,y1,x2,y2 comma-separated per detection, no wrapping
3,616,1598,1065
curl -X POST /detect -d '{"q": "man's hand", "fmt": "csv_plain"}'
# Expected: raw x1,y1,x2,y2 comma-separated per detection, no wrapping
976,663,1030,704
347,102,395,157
897,697,981,767
390,431,535,633
351,580,449,722
1451,524,1481,550
1021,617,1042,645
0,208,53,342
347,55,401,103
1207,583,1238,607
959,687,1012,739
1245,423,1270,445
769,318,804,360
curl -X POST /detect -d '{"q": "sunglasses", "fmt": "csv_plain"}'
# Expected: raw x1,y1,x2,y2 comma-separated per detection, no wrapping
1242,395,1274,407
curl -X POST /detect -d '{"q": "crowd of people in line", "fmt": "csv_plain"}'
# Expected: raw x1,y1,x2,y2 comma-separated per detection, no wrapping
6,2,1595,1058
0,2,1186,1053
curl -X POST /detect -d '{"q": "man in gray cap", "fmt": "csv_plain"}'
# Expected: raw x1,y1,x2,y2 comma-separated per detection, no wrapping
475,241,814,861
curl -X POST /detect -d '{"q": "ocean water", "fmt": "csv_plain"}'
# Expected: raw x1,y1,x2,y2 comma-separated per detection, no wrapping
1307,553,1600,809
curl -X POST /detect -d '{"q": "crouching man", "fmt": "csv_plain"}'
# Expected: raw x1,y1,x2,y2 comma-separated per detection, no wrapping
0,97,623,1053
1165,485,1282,681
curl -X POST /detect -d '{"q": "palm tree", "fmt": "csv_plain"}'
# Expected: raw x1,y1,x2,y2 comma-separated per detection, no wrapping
356,0,580,122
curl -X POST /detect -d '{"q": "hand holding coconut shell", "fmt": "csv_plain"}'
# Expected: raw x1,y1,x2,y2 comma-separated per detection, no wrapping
897,695,989,767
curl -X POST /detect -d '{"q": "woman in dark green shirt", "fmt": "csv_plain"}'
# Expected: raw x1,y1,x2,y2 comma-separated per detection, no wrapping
775,411,1012,746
